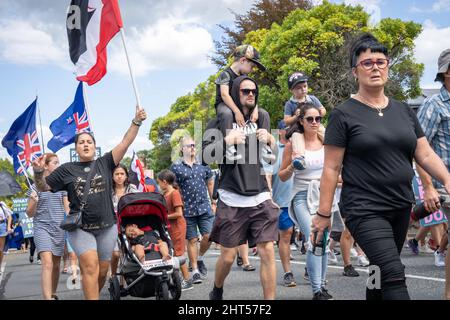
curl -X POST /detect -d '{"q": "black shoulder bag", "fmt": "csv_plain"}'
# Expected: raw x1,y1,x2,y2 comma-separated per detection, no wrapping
60,161,96,231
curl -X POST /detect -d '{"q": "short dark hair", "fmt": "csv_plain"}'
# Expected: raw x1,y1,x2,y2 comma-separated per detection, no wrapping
350,33,389,68
74,132,96,145
157,169,178,188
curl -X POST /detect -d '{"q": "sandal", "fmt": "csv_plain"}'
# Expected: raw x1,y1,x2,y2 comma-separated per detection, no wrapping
236,253,243,266
242,264,256,271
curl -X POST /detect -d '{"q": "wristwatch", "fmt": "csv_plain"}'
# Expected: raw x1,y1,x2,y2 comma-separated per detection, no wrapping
132,119,142,126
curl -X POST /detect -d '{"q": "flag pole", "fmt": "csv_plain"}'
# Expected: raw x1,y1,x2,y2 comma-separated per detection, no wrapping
36,95,46,154
16,155,33,190
119,28,142,109
81,82,95,134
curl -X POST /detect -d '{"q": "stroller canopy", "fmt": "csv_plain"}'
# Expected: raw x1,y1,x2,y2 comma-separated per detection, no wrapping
118,192,168,224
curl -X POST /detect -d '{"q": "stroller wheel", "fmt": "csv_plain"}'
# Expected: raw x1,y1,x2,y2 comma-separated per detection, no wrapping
156,281,169,300
109,276,121,300
169,270,182,300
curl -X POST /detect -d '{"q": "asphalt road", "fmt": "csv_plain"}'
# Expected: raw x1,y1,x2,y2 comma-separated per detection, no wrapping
0,241,446,300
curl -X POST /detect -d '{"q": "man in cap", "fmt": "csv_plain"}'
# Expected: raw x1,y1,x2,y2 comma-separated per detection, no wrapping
416,48,450,299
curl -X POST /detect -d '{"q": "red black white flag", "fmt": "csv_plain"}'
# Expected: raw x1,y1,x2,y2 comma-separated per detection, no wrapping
66,0,123,86
129,152,153,192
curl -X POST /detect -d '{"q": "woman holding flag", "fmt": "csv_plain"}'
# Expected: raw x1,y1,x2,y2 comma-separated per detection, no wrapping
32,106,147,300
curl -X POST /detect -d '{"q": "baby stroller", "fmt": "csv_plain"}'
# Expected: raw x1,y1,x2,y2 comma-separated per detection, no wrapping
109,192,183,300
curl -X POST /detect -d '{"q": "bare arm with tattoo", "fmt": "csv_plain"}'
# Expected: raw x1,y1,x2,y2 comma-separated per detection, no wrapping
32,155,52,192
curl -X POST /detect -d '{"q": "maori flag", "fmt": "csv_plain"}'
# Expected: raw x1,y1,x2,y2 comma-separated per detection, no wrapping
67,0,123,85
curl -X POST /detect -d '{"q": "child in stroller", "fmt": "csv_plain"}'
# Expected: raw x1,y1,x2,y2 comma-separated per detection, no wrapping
109,192,183,300
124,223,171,263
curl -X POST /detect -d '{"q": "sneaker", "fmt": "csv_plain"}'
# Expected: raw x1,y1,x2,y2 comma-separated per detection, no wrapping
283,272,297,287
320,287,333,300
303,268,309,282
434,251,446,267
181,279,194,291
292,156,306,170
225,145,242,161
37,259,41,265
29,256,33,263
328,251,338,265
333,248,341,256
350,248,358,258
262,145,276,163
300,242,307,255
357,255,370,267
419,244,435,254
192,272,203,284
197,260,207,278
407,239,419,255
290,244,297,251
312,290,333,300
209,287,223,300
343,264,359,277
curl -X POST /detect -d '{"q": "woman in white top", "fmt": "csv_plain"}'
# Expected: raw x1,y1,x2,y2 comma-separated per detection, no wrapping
279,102,331,300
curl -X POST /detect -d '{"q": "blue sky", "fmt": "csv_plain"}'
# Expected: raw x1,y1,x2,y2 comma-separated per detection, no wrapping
1,0,449,165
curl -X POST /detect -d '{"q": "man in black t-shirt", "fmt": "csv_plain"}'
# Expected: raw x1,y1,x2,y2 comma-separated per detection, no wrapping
208,76,279,300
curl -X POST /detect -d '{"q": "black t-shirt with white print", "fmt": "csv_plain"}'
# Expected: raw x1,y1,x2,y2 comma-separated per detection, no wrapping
325,98,425,217
46,151,116,230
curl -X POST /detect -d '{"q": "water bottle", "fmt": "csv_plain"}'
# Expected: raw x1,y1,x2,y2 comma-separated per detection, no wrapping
311,228,329,256
411,196,445,221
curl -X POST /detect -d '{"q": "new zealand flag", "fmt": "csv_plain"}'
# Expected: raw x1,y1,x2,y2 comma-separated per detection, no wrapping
47,82,92,152
1,99,42,175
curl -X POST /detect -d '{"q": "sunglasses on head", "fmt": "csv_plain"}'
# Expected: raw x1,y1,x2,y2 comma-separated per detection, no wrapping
240,89,257,96
303,116,322,124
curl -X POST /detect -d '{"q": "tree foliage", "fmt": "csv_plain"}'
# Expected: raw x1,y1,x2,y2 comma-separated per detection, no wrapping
246,1,424,127
212,0,312,67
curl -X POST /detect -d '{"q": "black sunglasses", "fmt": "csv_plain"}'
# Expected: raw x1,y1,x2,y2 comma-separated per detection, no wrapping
240,89,257,96
303,116,322,124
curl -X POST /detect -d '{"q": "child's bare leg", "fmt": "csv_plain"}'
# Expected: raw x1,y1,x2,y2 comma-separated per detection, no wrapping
159,242,171,261
134,245,145,263
291,132,306,170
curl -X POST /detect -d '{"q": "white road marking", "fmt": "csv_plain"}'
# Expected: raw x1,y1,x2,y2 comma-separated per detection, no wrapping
209,252,446,283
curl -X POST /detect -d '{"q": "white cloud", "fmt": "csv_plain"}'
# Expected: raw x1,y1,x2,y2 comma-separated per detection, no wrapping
0,20,68,67
109,17,214,76
344,0,381,25
432,0,450,11
0,1,253,73
415,20,450,74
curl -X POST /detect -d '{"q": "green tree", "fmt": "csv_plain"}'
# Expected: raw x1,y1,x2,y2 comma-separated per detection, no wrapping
212,0,312,67
245,1,424,126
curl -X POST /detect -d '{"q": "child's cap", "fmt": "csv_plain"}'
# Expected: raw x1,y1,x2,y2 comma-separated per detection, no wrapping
233,45,266,71
288,72,309,90
278,120,288,130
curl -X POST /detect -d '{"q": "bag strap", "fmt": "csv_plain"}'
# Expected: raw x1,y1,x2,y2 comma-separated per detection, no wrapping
80,161,97,210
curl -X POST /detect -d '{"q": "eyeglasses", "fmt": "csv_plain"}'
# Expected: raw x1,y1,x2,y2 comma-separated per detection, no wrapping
240,89,257,96
183,144,195,148
303,116,322,124
355,58,389,70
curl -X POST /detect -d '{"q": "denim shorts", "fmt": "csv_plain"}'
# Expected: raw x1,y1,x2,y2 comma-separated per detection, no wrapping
278,207,294,231
0,221,7,237
185,213,215,240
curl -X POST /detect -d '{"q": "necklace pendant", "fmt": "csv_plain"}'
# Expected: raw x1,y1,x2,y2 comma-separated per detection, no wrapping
378,112,384,117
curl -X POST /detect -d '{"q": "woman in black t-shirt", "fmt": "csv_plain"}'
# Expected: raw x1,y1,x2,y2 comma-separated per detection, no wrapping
313,33,450,300
32,106,147,300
